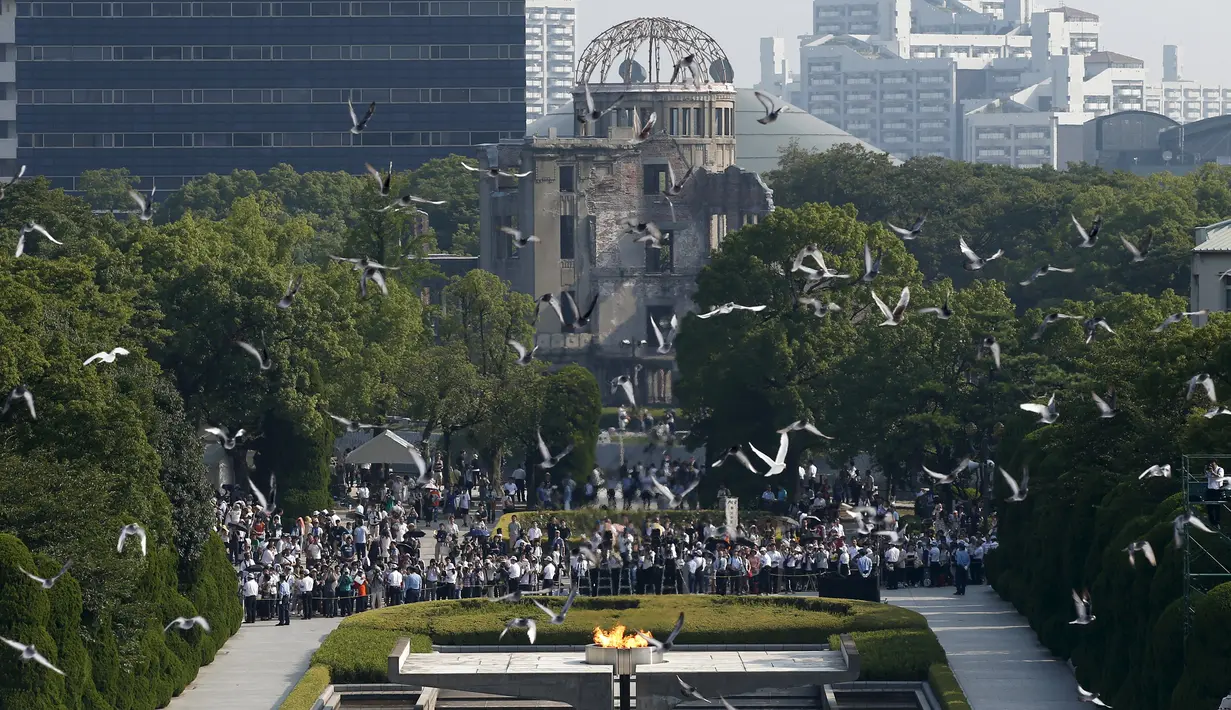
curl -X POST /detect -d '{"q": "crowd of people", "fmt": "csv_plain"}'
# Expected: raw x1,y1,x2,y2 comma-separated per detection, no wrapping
215,450,1000,625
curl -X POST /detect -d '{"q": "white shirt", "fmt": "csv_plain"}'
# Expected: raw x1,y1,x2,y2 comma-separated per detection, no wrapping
387,570,403,588
298,575,314,592
243,579,259,597
542,562,556,580
884,547,901,564
1209,465,1226,490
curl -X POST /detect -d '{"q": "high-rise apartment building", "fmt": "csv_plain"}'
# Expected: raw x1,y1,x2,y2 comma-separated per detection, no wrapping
15,0,528,191
795,0,1123,165
524,0,573,125
0,0,15,181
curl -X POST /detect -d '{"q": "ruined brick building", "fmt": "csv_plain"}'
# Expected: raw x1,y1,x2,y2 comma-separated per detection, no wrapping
477,18,776,406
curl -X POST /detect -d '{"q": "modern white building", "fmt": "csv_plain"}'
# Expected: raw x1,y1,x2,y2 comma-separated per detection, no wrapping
0,0,15,180
796,1,1107,162
1142,47,1231,124
524,0,576,125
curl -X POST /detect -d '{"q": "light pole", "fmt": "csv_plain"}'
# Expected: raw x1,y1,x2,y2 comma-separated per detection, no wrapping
964,421,1003,499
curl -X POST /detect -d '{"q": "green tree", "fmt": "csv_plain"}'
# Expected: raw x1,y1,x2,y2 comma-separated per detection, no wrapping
540,365,602,487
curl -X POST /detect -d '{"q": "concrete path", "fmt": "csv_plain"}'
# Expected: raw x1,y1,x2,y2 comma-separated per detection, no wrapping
167,617,342,710
882,584,1087,710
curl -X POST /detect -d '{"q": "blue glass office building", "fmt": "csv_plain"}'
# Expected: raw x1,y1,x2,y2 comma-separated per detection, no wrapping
15,0,527,190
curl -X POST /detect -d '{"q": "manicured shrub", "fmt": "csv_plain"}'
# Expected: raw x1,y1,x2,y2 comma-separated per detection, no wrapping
0,534,69,709
36,553,104,710
280,665,332,710
311,595,932,683
928,663,971,710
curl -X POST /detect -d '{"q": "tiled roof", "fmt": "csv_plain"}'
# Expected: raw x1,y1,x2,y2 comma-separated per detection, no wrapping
1193,219,1231,252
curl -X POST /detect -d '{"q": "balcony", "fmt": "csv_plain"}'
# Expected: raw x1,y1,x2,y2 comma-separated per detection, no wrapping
0,138,16,159
0,99,14,121
0,63,13,83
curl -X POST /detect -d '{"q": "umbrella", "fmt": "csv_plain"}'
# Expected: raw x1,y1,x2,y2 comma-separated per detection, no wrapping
468,528,491,537
407,529,427,538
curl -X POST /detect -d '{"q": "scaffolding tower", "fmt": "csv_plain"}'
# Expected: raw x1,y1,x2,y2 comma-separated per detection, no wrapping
1180,455,1231,646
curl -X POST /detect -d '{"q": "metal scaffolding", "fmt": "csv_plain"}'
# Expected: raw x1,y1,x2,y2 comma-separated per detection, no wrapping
1180,454,1231,647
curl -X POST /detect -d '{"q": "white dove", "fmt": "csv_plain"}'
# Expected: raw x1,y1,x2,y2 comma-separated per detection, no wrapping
1,637,64,675
1138,464,1171,480
1173,513,1213,548
84,347,130,366
1020,393,1059,424
508,339,537,366
117,523,147,556
18,559,71,589
747,432,790,476
611,375,636,408
1001,467,1028,502
1124,541,1156,568
870,286,910,326
536,430,573,469
164,616,211,633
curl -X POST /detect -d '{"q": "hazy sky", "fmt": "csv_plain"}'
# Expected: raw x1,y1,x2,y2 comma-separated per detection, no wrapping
577,0,1229,87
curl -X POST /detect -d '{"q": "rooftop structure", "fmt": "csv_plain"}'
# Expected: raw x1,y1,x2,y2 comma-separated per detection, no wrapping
525,0,576,125
478,17,772,406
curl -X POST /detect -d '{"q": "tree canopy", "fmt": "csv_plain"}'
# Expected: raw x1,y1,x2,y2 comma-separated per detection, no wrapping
682,147,1231,708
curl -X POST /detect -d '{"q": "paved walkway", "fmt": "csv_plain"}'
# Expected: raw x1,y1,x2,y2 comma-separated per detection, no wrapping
167,617,342,710
882,585,1087,710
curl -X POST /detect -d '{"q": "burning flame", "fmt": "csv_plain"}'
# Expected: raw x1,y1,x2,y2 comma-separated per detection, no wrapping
593,625,652,649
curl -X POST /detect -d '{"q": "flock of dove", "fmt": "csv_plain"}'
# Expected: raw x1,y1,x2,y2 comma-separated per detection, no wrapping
1,59,1223,709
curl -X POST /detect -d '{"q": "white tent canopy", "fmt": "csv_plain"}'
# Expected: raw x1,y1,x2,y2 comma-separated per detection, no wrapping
345,431,425,469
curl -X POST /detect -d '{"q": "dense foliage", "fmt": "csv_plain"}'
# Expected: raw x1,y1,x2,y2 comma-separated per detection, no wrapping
679,148,1231,706
0,163,554,707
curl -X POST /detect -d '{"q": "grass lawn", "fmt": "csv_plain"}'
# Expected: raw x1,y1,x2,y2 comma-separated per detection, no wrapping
283,596,972,709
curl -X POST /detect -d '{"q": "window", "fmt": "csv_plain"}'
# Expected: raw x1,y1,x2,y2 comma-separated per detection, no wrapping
645,230,673,273
681,108,691,136
715,107,724,136
669,108,679,135
1225,285,1231,312
695,108,705,137
559,214,575,260
558,165,575,193
643,164,668,195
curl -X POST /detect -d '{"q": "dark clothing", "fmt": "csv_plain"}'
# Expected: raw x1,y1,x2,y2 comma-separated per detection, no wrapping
954,566,968,595
278,595,291,625
1206,488,1224,527
244,595,257,624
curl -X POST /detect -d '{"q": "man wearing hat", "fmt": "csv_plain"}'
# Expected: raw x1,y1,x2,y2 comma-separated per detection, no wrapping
242,573,259,624
883,542,901,589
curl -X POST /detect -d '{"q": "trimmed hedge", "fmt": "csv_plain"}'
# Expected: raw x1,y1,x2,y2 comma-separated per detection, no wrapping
828,629,946,681
928,663,971,710
310,595,934,684
279,664,332,710
0,532,241,710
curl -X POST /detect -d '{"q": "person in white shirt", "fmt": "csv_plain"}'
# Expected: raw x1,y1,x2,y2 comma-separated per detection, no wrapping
386,568,403,605
1206,461,1226,529
883,544,901,589
541,560,557,590
241,574,259,623
297,571,315,619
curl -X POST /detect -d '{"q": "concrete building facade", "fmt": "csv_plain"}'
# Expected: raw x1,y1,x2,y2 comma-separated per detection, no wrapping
0,0,14,181
479,18,773,405
14,0,527,191
524,0,575,125
1190,219,1231,327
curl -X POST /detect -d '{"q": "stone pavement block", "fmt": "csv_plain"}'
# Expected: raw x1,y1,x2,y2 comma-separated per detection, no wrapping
883,585,1090,710
166,617,343,710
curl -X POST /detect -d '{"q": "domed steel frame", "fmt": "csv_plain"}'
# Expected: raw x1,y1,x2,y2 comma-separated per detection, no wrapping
576,17,732,86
